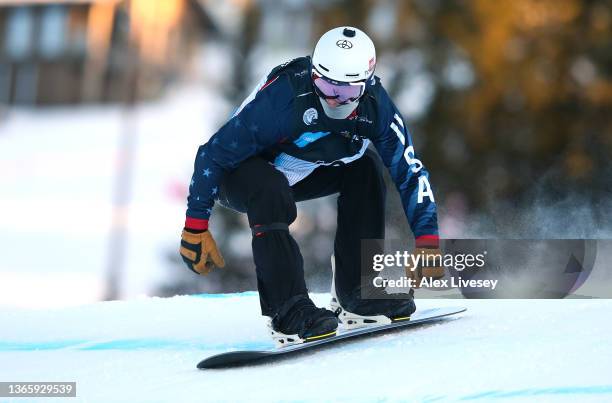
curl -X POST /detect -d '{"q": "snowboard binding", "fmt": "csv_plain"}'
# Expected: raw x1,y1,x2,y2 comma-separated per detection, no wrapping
266,318,337,348
330,255,415,330
267,294,338,348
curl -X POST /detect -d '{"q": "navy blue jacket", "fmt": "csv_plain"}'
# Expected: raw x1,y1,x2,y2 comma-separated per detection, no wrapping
185,57,438,242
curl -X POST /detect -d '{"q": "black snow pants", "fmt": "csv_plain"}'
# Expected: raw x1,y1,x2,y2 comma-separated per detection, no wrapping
218,148,386,316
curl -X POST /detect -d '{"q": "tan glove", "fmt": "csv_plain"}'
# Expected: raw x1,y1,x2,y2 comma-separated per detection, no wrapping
406,247,445,288
180,229,225,275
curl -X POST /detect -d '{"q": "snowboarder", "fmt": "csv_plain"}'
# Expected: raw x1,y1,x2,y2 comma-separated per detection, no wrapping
180,27,444,346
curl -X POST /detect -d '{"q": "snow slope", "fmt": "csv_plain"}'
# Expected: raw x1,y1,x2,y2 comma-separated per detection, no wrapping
1,293,611,403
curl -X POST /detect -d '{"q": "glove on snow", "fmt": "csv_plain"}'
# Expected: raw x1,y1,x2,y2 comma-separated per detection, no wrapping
405,247,445,288
180,229,225,275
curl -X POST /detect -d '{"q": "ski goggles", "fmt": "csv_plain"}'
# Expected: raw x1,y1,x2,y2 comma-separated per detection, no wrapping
312,69,366,104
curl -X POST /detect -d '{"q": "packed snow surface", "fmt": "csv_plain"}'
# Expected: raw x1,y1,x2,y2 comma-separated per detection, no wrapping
1,293,611,402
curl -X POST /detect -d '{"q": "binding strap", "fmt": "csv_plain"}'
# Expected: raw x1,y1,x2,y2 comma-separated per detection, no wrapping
251,222,290,237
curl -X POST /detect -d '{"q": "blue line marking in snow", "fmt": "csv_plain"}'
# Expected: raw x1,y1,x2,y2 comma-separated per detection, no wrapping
422,395,446,402
459,385,612,400
190,291,259,299
0,293,267,352
0,339,271,352
0,340,77,351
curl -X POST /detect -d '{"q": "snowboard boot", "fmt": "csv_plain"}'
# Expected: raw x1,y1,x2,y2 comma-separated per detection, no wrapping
268,294,338,348
330,255,416,330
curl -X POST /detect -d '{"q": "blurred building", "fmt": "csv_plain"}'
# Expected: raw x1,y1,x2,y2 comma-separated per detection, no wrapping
0,0,217,105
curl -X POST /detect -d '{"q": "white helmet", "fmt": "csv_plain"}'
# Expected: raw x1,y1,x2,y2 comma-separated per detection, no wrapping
312,26,376,83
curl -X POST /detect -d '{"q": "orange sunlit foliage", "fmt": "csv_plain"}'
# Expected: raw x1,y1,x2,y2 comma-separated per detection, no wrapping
436,0,611,144
446,0,582,138
515,0,580,29
87,1,115,60
130,0,184,63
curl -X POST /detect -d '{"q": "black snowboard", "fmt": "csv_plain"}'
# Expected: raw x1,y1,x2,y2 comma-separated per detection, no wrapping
197,306,466,369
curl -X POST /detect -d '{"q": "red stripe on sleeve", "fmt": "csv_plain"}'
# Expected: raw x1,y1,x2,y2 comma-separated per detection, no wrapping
185,217,209,230
415,235,439,248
